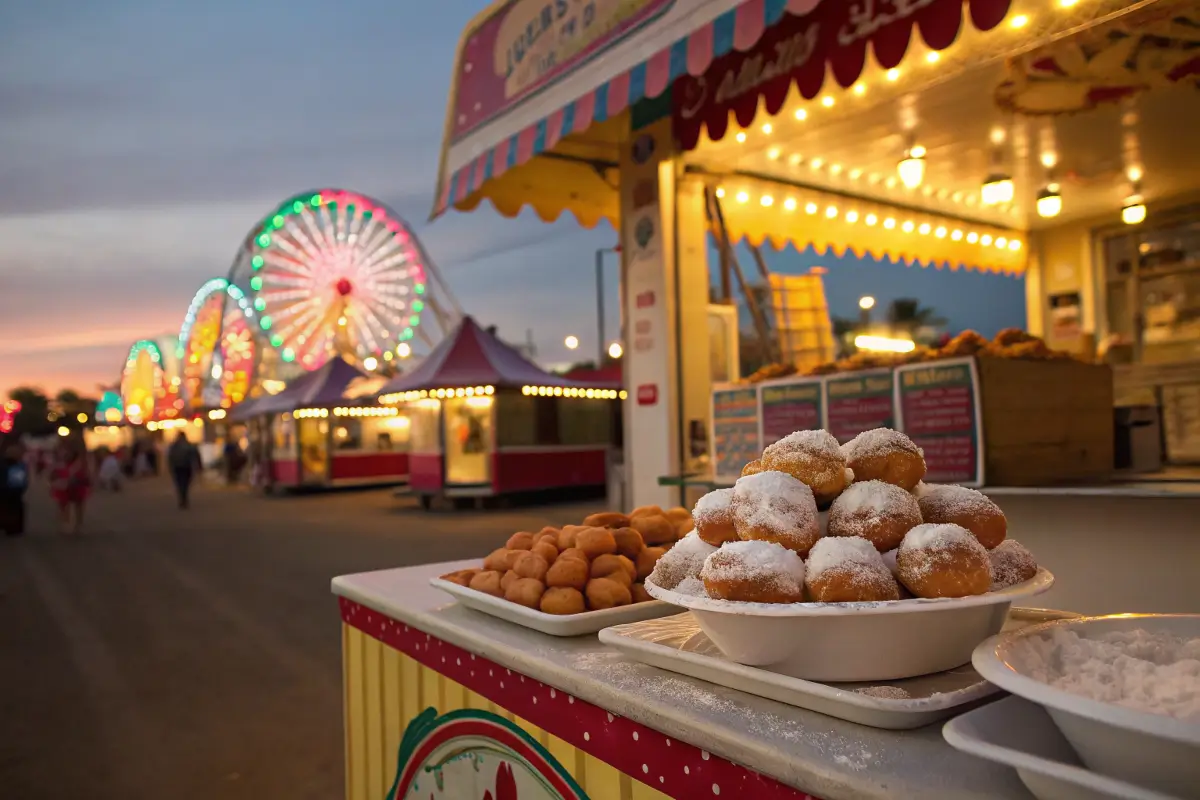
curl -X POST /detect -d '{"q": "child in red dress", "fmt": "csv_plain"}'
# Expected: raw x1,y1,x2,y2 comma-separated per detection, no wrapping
50,442,91,535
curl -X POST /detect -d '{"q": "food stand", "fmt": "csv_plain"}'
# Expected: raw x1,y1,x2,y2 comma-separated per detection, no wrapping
332,2,1200,799
242,356,410,489
376,316,623,507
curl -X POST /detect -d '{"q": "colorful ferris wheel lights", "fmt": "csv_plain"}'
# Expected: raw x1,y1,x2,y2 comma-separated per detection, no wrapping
415,284,426,295
250,276,263,291
254,298,266,311
270,334,283,347
412,300,424,312
282,348,296,362
251,256,264,270
259,316,272,331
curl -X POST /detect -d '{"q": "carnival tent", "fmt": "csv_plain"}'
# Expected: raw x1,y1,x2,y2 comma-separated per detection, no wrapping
378,316,597,396
249,356,369,415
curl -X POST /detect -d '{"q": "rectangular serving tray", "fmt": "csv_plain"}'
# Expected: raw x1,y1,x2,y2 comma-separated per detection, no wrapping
598,607,1081,729
430,578,678,637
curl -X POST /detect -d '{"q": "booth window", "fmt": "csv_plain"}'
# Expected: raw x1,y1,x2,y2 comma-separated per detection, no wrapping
558,398,610,446
334,420,363,451
272,415,295,454
496,393,560,446
409,402,442,453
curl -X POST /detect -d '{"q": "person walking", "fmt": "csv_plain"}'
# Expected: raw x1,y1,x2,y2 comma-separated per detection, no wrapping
0,441,29,537
167,432,202,509
49,441,91,535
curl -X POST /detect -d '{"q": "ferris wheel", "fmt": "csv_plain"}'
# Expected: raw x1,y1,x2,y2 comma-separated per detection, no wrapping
228,188,460,373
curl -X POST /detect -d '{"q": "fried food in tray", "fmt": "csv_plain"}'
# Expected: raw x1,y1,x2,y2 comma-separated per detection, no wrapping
440,506,694,615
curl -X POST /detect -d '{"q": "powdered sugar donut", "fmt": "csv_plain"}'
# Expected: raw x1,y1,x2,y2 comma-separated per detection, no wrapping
827,479,922,552
897,523,991,598
692,488,739,546
917,484,1007,549
700,540,805,603
731,470,821,556
760,430,850,506
989,539,1037,589
805,536,900,602
741,459,765,477
648,531,717,590
841,428,926,490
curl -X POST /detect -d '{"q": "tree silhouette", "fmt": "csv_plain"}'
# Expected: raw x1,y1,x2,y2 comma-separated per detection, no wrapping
7,387,52,437
885,298,945,334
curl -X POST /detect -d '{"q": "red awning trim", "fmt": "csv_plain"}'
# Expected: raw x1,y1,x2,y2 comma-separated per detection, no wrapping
672,0,1013,150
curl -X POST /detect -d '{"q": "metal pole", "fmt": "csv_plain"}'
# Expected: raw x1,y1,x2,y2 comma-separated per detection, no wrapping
596,248,606,365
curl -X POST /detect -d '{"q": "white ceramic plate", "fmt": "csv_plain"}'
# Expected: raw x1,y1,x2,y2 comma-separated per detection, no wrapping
643,568,1054,682
972,614,1200,800
944,696,1184,800
430,578,677,637
599,607,1080,730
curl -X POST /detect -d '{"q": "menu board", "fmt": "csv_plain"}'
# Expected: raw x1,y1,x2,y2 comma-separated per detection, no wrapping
710,386,761,482
824,370,896,443
758,378,825,447
894,357,985,487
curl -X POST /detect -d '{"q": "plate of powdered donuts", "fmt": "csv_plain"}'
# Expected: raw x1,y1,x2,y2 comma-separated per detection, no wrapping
643,426,1054,682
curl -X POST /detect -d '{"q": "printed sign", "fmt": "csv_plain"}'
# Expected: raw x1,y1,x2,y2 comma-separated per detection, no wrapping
758,378,824,447
711,386,761,482
452,0,675,138
825,369,896,443
671,0,982,148
894,357,984,486
388,708,588,799
636,384,658,406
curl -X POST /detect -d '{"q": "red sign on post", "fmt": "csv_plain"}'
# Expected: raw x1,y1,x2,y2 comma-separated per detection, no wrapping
637,384,659,406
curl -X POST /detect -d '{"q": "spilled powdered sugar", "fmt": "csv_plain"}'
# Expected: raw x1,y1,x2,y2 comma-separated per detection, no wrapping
989,540,1037,589
841,427,923,464
701,540,806,594
693,487,734,527
853,686,912,700
650,532,717,589
917,483,1000,520
732,470,818,536
828,480,921,539
1013,627,1200,721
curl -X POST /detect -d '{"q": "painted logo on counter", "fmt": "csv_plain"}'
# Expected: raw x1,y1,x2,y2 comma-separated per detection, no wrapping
631,133,656,165
387,708,588,800
634,216,655,249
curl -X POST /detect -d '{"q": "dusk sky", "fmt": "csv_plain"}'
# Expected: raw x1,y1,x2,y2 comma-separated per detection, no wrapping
0,0,1024,397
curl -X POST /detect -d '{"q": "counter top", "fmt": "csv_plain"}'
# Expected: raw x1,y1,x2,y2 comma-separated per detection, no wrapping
332,561,1030,800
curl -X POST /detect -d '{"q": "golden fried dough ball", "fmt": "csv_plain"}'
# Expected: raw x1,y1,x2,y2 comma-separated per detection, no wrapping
545,557,589,590
647,532,716,590
665,507,694,537
897,524,992,599
760,429,850,506
591,553,636,585
840,428,926,491
501,569,520,592
612,527,645,559
636,546,666,580
506,532,535,550
917,485,1007,549
513,552,550,582
585,577,632,610
692,488,739,546
629,514,676,546
557,524,588,550
558,547,588,563
540,587,586,615
533,527,560,546
576,527,618,559
439,569,479,587
699,541,806,603
989,540,1038,589
582,512,631,529
804,536,900,602
531,540,559,566
741,459,765,477
483,548,521,572
827,480,922,552
468,570,504,597
505,577,545,609
731,470,821,556
631,583,652,604
993,327,1036,347
630,505,665,520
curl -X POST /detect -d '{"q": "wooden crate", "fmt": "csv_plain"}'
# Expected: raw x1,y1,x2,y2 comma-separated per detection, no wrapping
977,357,1114,486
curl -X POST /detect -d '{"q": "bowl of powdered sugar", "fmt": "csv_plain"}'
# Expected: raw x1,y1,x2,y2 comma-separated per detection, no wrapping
973,614,1200,799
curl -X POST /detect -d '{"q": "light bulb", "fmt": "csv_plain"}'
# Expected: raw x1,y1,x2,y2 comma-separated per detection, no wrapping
897,153,925,189
981,174,1014,205
1036,185,1062,218
1122,195,1146,225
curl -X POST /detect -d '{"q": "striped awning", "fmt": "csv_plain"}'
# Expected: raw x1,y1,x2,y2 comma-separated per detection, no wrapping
433,0,821,219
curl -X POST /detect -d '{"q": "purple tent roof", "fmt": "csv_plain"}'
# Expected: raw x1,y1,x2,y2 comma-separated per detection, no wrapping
249,356,369,415
377,316,597,394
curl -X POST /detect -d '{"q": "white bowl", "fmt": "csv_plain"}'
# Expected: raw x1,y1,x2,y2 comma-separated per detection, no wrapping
643,567,1054,682
972,614,1200,799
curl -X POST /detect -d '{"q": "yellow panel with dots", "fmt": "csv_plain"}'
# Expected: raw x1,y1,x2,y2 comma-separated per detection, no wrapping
343,625,670,800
